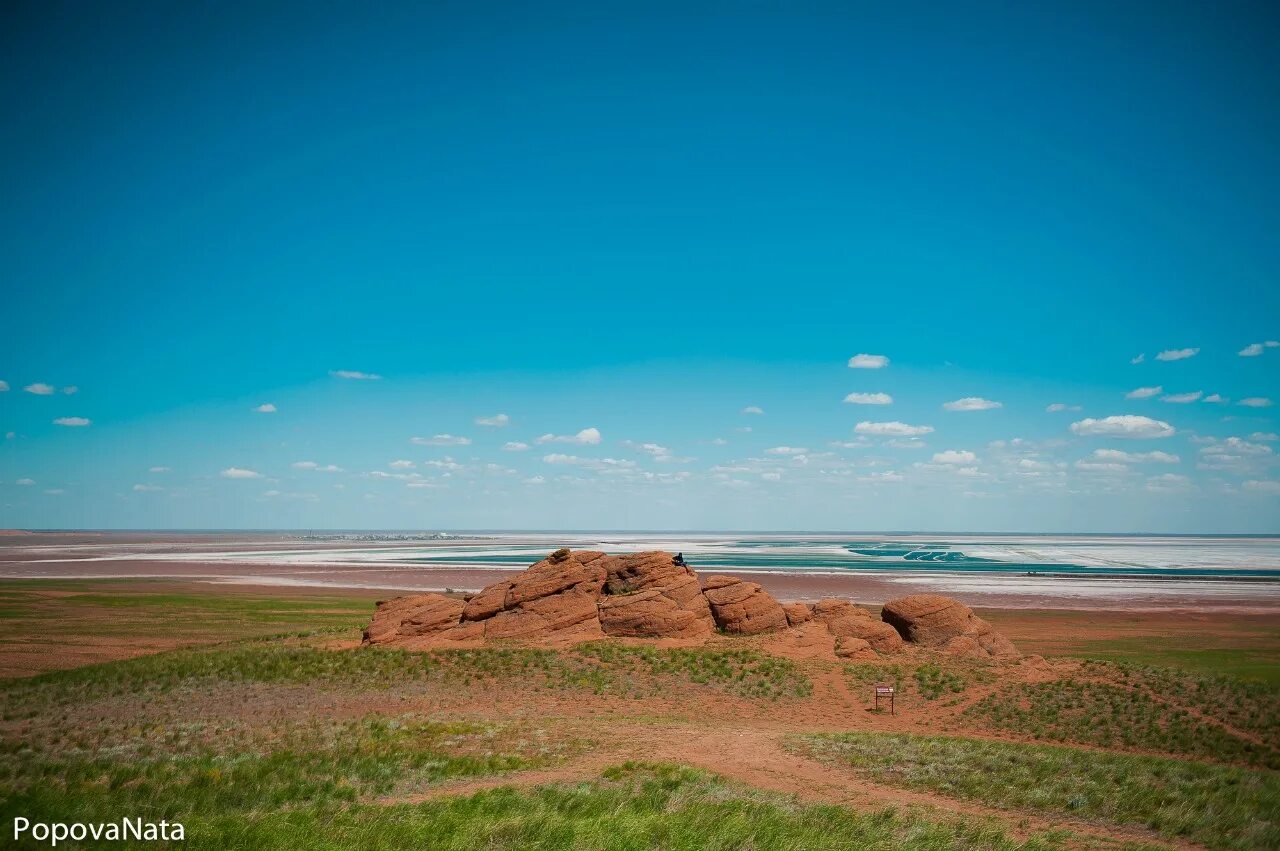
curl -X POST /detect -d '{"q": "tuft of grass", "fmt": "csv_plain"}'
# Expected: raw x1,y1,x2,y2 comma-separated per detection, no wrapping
795,732,1280,850
913,663,966,700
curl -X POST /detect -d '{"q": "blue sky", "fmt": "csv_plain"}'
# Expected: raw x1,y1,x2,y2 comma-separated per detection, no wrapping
1,1,1278,531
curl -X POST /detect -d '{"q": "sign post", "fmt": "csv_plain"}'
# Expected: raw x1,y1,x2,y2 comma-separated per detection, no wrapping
874,683,895,715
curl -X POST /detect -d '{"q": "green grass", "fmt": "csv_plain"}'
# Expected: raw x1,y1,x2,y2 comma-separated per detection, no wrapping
913,663,967,700
1076,642,1280,685
6,761,1070,850
963,661,1280,769
845,662,984,705
794,732,1280,850
1,716,533,821
1078,660,1280,750
0,639,812,723
964,679,1277,769
0,581,375,649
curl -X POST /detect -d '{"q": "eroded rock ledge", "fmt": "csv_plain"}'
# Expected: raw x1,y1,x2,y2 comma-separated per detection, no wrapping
363,548,1018,660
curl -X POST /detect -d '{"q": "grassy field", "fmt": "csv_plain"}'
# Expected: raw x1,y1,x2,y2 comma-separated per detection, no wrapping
1,580,1277,848
0,580,378,676
794,732,1279,850
980,609,1280,685
963,661,1280,769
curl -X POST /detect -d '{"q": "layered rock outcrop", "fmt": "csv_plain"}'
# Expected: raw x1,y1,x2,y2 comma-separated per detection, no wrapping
702,576,788,635
363,549,1018,660
880,593,1018,659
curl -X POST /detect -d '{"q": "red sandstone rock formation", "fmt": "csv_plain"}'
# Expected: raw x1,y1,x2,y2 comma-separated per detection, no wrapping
810,598,904,653
702,576,789,635
880,593,1018,659
362,549,1017,660
362,594,463,644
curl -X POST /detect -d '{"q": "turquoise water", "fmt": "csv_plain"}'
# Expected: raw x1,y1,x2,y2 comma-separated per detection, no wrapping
395,538,1280,581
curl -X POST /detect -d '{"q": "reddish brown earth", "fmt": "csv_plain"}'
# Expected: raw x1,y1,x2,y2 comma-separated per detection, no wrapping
364,549,1018,661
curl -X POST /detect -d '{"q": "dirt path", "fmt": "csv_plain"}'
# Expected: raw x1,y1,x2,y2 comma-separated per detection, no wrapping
383,720,1197,850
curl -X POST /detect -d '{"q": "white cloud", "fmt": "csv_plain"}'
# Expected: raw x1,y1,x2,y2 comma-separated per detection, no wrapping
1045,403,1081,412
1074,461,1129,473
854,421,934,437
53,417,91,427
1161,391,1202,404
475,413,510,427
15,478,34,486
1092,449,1180,464
44,488,65,495
761,472,782,481
1242,480,1280,494
1238,341,1279,357
710,437,728,446
293,461,343,472
503,441,530,451
1239,397,1274,408
1201,437,1273,457
765,446,808,456
329,370,382,380
535,427,601,445
148,466,171,473
253,403,277,413
860,471,904,482
741,406,764,415
1251,432,1279,442
24,383,55,395
847,354,889,369
366,470,421,480
1155,347,1199,361
411,434,473,446
0,380,8,392
1130,353,1145,364
1125,386,1162,399
885,438,927,449
843,392,893,405
830,438,871,449
389,459,416,469
62,386,78,395
1147,473,1191,492
523,475,546,484
1203,394,1227,404
1070,415,1175,439
542,453,636,471
221,467,263,479
132,484,163,492
943,397,1002,412
621,441,687,462
932,450,976,464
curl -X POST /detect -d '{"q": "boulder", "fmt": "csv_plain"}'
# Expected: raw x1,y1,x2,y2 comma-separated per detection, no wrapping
782,602,812,626
810,599,903,653
598,589,712,639
881,594,1017,659
703,577,788,635
599,551,715,638
471,550,608,641
503,551,608,606
363,594,465,644
484,588,603,641
834,637,878,661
